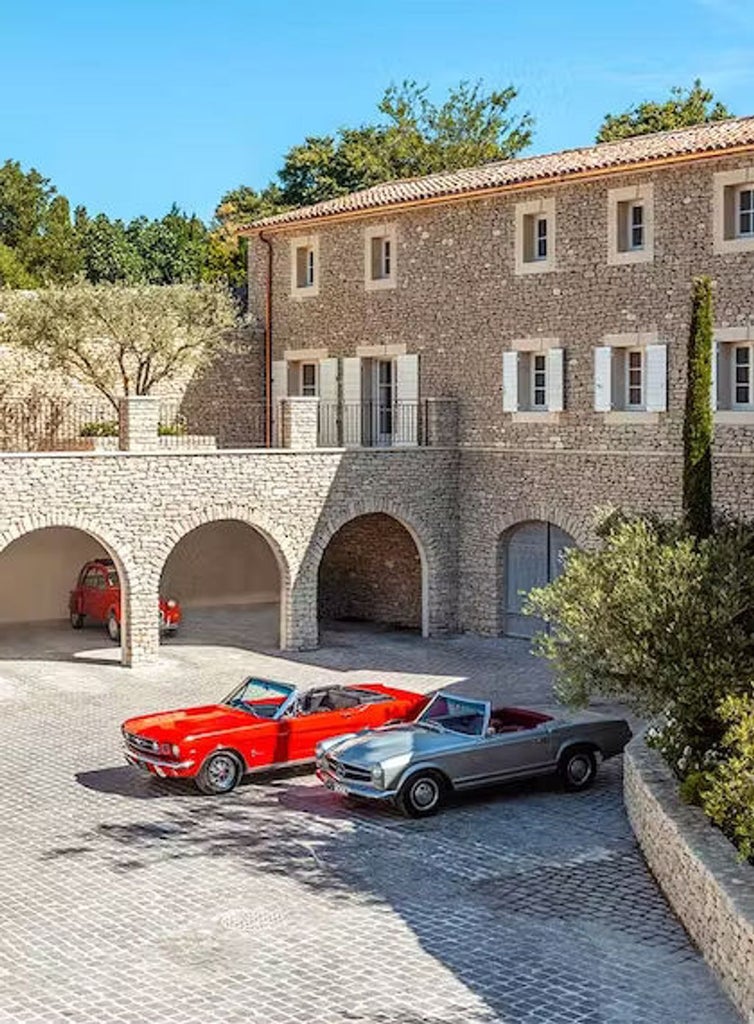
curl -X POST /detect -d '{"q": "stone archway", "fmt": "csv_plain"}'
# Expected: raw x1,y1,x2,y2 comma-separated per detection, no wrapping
317,512,429,638
0,521,132,665
157,515,290,650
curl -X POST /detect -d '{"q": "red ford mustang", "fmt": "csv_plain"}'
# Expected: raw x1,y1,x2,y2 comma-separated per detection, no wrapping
121,677,427,795
69,558,181,642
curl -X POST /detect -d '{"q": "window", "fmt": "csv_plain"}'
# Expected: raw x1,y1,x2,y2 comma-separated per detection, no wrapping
713,169,754,254
515,198,555,274
738,187,754,238
365,224,397,289
629,203,644,250
594,336,667,415
733,345,752,406
532,354,547,407
301,362,317,397
296,246,315,288
626,349,644,407
607,185,654,264
502,345,564,415
290,235,319,296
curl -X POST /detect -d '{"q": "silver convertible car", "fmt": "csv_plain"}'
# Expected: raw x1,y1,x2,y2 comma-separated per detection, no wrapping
315,692,632,817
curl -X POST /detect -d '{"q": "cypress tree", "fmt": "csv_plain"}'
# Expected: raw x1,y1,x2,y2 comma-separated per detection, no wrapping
683,276,714,537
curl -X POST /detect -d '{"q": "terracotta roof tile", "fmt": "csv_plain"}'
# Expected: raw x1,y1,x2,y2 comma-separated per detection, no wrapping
241,116,754,232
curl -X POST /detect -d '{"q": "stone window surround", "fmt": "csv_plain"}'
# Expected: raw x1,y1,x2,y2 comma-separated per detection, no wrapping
290,234,320,298
600,331,660,424
514,197,556,276
712,168,754,255
607,183,655,265
364,222,397,291
714,325,754,424
508,337,563,423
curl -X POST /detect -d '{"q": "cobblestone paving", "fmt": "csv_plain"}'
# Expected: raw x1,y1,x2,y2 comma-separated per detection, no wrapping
0,612,741,1023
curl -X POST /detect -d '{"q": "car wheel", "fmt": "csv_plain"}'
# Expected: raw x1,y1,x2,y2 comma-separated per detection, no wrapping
397,770,446,818
196,751,243,796
106,613,121,643
70,611,84,629
559,747,598,791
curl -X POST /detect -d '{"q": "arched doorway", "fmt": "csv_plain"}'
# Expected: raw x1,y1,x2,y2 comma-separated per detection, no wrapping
501,521,576,638
318,513,427,637
0,525,129,662
159,520,283,648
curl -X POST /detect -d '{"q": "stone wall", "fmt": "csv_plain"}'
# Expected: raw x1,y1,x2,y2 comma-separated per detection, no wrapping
624,731,754,1021
0,447,458,664
318,513,423,630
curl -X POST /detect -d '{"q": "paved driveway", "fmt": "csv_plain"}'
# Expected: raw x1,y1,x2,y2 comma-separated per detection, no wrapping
0,611,741,1024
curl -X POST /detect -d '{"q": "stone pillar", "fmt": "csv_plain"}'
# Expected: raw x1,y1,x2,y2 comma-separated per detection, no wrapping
424,398,458,447
120,579,160,667
281,397,320,450
119,396,160,452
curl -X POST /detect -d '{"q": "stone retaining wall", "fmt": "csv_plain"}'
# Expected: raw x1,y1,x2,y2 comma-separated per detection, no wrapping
624,730,754,1022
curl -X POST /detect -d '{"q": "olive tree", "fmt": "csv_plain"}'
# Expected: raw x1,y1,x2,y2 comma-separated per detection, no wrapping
0,281,239,411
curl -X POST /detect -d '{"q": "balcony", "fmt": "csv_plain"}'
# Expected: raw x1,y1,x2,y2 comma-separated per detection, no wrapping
318,400,425,448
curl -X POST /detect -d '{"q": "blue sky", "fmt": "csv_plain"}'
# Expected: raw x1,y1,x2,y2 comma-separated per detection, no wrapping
1,0,753,223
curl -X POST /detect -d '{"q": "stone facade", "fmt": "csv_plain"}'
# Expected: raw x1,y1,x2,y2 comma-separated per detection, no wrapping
624,730,754,1022
247,148,754,634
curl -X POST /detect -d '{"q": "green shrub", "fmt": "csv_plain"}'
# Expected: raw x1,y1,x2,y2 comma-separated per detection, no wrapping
157,422,187,436
80,420,118,437
683,276,714,538
698,693,754,862
526,513,754,765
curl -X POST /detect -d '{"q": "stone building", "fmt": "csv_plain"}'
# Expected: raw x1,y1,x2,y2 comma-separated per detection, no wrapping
243,116,754,640
1,117,754,665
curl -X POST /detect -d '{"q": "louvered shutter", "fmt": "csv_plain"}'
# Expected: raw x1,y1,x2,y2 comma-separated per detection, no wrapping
594,347,612,412
271,359,287,445
341,357,362,446
645,344,668,412
547,348,564,412
710,341,718,412
502,351,519,412
394,353,419,446
318,358,338,446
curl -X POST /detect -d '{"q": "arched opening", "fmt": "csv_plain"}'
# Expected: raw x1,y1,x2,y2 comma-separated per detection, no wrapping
501,520,576,638
159,519,283,648
318,513,427,638
0,526,129,663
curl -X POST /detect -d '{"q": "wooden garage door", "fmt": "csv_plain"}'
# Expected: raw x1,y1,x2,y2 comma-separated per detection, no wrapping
504,521,575,638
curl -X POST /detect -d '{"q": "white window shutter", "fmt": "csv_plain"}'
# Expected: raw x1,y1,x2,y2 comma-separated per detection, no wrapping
645,344,668,412
547,348,564,412
594,347,612,412
341,357,362,446
394,353,419,446
318,358,338,446
271,359,287,445
710,341,718,412
502,351,519,412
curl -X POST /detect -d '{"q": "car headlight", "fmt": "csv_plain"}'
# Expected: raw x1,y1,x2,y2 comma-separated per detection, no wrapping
171,744,181,758
166,599,177,609
371,765,385,788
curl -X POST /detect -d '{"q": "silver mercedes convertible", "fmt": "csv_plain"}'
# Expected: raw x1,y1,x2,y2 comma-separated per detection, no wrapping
315,692,631,817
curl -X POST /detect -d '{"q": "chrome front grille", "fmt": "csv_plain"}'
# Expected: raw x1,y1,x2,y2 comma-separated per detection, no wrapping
124,732,159,754
326,754,371,783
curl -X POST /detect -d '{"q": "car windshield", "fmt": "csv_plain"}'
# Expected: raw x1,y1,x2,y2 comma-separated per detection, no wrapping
107,570,119,587
415,693,489,736
222,678,296,719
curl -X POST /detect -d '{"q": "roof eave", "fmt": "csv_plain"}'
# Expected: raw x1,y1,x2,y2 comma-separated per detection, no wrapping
238,140,754,237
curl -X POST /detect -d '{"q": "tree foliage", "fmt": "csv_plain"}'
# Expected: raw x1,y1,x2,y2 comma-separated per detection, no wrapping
0,282,239,409
525,513,754,759
683,277,714,537
596,79,732,143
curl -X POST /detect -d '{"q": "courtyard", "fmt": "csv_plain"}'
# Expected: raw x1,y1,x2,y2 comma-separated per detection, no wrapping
0,612,740,1024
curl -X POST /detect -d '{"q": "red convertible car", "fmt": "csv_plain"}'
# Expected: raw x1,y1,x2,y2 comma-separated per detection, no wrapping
122,677,427,794
69,558,181,642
